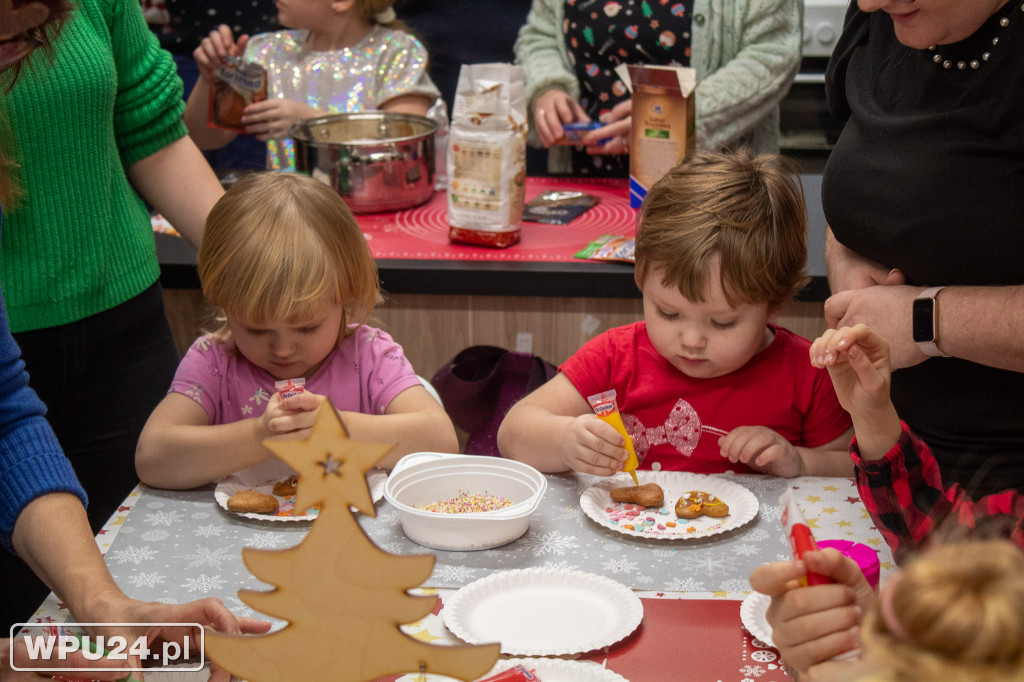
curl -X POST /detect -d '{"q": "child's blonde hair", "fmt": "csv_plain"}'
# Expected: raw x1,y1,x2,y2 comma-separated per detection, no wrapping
862,539,1024,682
634,149,809,310
352,0,407,31
199,172,381,340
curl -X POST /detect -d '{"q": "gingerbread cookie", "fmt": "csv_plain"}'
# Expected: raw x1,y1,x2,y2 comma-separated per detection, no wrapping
272,474,298,497
610,482,664,508
227,488,279,514
675,491,729,519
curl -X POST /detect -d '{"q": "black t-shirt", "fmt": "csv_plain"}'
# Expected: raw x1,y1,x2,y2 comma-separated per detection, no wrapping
822,2,1024,496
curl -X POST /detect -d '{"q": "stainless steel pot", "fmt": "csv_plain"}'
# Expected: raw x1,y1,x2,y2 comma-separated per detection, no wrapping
290,112,437,214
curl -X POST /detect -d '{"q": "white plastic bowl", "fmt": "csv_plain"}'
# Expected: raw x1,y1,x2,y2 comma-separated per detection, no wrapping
384,452,547,551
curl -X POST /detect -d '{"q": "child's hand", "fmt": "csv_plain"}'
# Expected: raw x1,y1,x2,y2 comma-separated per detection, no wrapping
809,324,892,418
718,426,803,477
557,414,629,476
240,98,317,141
193,24,249,84
260,391,325,439
749,548,875,679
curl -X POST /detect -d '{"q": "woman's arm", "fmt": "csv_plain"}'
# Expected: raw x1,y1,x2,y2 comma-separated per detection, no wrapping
126,135,223,248
513,0,579,110
693,0,802,150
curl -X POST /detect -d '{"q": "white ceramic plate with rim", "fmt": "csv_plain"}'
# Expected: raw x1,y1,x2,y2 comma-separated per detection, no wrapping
443,568,643,656
580,471,759,540
740,591,775,647
214,458,386,521
479,658,630,681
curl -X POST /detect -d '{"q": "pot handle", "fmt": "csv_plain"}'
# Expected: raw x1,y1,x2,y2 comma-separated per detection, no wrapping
351,147,405,165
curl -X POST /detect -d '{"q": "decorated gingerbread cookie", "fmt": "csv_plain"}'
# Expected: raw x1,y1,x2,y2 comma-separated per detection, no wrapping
675,491,729,519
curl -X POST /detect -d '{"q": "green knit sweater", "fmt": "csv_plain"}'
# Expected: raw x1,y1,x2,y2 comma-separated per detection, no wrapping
0,0,186,333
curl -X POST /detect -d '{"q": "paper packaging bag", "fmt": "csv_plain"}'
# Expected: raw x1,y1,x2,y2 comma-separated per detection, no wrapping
618,64,696,209
208,56,268,132
447,63,528,248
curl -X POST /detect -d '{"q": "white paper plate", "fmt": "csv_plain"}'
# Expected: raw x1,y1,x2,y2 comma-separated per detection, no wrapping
443,568,643,656
480,658,630,681
740,591,774,647
580,471,759,539
215,458,386,521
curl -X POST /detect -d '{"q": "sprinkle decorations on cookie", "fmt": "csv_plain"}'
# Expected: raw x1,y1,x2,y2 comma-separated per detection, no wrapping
420,491,514,514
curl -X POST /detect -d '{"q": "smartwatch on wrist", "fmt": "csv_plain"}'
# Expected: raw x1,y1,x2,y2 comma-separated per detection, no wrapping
913,286,947,357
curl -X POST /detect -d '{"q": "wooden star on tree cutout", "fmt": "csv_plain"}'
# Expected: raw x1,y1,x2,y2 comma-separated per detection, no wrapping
263,399,394,517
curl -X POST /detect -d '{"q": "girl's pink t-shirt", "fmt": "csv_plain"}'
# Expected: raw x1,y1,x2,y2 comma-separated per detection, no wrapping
169,325,421,424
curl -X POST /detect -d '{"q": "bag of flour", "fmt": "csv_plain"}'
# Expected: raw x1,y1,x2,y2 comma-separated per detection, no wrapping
447,63,528,248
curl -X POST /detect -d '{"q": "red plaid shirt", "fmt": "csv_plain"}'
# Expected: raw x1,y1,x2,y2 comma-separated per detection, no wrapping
852,423,1024,561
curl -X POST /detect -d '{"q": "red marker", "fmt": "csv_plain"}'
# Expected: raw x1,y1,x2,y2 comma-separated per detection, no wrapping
779,489,833,586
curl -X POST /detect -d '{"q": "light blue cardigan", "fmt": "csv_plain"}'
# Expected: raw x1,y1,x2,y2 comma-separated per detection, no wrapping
514,0,802,172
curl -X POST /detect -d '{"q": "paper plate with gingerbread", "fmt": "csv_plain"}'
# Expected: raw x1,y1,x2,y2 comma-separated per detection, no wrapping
215,457,386,522
580,471,758,540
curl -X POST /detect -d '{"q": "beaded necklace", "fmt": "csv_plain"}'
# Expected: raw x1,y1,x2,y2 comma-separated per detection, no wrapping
928,1,1024,70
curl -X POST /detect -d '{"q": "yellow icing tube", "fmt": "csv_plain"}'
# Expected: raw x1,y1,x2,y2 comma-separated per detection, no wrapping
587,390,639,485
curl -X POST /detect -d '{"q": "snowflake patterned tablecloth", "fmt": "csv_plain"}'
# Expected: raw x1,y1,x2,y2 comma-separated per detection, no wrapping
28,474,894,682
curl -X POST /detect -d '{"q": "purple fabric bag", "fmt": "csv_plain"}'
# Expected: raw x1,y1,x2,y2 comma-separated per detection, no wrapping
432,345,557,456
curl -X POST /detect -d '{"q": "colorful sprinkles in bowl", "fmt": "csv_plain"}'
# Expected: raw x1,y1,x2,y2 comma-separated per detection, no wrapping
420,490,514,514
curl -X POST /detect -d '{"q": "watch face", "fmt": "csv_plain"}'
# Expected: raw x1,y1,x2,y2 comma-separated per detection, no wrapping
912,297,936,343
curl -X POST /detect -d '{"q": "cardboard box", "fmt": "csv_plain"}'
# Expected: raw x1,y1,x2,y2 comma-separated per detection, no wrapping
619,64,696,208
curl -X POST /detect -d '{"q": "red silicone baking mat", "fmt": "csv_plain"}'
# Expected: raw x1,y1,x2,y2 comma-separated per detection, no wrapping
358,177,634,262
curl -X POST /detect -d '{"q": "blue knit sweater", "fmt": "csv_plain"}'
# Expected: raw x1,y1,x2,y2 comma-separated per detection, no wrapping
0,207,87,553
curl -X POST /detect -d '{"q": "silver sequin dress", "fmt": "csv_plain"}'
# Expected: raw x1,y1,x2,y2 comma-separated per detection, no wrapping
245,25,441,170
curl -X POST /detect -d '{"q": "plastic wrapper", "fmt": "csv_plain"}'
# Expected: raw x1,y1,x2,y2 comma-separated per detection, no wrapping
522,190,600,224
447,63,528,248
574,234,635,262
208,55,268,132
274,377,305,398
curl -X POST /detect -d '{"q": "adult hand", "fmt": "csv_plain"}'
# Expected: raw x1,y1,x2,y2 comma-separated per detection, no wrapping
241,98,318,141
557,414,628,476
2,636,131,680
533,89,588,147
193,25,249,84
824,227,900,294
585,99,632,156
749,548,876,680
823,285,934,370
718,426,803,478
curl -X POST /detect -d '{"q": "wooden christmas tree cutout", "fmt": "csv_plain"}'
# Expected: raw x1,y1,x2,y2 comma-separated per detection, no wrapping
206,400,500,681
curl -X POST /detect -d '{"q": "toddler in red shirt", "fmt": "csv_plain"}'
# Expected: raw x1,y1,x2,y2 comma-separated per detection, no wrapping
497,150,853,477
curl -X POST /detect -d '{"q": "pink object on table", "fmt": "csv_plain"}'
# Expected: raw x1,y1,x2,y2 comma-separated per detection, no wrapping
819,539,880,590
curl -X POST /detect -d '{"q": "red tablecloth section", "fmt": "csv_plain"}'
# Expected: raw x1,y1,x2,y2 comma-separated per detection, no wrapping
357,177,635,262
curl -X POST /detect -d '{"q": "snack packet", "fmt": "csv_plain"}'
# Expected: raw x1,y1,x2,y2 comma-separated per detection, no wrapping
208,55,268,132
447,63,528,248
522,190,600,225
274,377,305,399
574,234,635,262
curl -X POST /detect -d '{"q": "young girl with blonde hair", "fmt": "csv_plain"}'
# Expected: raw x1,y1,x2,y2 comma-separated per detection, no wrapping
860,539,1024,682
135,172,457,489
183,0,441,170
